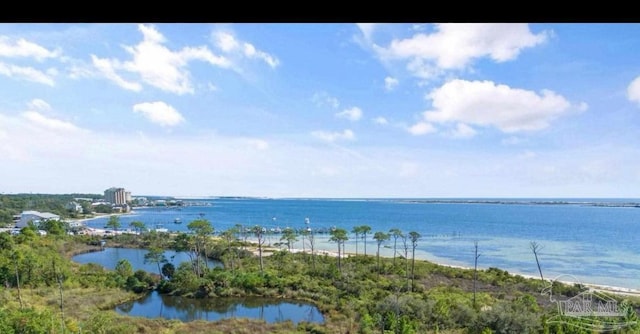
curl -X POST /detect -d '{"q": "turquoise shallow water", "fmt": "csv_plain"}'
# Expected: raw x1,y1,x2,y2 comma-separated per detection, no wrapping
85,198,640,290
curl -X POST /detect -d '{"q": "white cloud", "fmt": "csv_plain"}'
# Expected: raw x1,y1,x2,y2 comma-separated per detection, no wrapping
373,116,388,125
384,76,399,91
312,92,340,109
133,101,185,127
213,31,279,68
450,123,477,138
627,76,640,105
208,82,218,91
22,111,81,132
375,23,548,79
311,129,355,142
90,55,142,91
335,107,363,121
423,79,572,133
407,121,437,135
27,99,52,112
93,24,231,95
0,36,61,61
357,23,376,42
0,61,55,86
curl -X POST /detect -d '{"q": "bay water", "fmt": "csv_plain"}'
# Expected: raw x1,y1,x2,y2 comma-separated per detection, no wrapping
83,198,640,290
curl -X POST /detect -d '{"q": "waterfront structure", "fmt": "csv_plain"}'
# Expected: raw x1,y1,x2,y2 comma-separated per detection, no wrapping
104,187,128,205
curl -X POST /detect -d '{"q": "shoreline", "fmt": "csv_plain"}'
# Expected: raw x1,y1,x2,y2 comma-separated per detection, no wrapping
243,235,640,298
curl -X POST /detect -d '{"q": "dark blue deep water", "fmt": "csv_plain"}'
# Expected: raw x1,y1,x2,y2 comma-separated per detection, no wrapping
84,198,640,289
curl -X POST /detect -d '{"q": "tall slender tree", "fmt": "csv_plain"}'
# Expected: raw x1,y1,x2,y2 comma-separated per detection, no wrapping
253,225,266,273
401,233,409,289
280,227,297,252
389,228,403,267
129,221,146,239
144,247,167,279
106,215,121,241
329,228,348,272
409,231,421,291
360,225,372,256
373,231,390,273
530,241,544,281
304,226,316,271
351,226,362,256
220,228,237,272
473,241,481,308
187,219,214,275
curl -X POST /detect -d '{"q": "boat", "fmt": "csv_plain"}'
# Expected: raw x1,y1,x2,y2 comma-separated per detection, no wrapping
174,218,182,224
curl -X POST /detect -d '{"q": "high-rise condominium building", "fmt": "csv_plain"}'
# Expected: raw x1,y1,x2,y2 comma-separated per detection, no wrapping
104,187,127,205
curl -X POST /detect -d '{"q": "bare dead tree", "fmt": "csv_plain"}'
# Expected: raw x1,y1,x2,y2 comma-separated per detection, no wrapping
473,241,481,309
12,252,23,309
530,241,544,281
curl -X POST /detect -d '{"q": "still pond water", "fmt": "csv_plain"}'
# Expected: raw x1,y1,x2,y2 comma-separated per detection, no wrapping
72,248,324,324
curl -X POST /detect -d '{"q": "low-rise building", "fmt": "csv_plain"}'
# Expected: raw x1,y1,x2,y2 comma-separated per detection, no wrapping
17,210,60,228
65,201,83,213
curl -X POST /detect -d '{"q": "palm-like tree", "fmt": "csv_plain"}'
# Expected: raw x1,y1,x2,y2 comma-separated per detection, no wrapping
252,225,266,273
409,231,421,291
360,225,372,256
329,227,348,272
351,226,362,256
373,231,390,273
389,228,403,267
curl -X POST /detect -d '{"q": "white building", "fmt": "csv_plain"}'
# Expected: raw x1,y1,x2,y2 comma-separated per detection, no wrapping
17,211,60,228
65,201,83,213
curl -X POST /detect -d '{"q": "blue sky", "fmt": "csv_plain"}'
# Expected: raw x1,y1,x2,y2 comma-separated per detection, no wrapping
1,23,640,198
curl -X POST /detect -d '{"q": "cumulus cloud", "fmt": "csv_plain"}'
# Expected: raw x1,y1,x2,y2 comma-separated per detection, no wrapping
407,121,437,135
422,79,572,133
312,92,340,109
336,107,363,121
374,23,549,79
133,101,185,127
91,55,142,91
22,111,81,132
0,61,55,86
0,36,61,60
373,116,388,125
92,24,231,95
384,76,399,91
357,23,377,42
627,76,640,105
311,129,355,142
213,31,279,68
27,99,52,112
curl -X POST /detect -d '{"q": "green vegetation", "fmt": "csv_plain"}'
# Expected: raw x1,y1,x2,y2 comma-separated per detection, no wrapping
0,220,638,334
0,193,102,226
